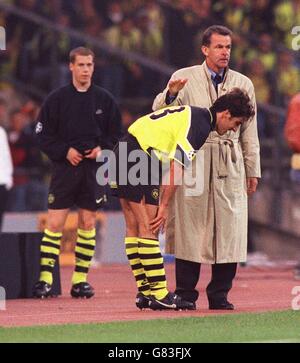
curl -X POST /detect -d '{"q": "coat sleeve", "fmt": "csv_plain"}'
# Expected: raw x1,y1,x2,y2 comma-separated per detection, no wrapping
152,72,185,111
99,94,124,150
35,94,69,162
239,79,261,178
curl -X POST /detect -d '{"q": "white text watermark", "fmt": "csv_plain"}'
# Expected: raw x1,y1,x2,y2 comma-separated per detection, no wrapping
96,145,204,197
291,286,300,310
0,27,6,50
0,286,6,311
291,26,300,51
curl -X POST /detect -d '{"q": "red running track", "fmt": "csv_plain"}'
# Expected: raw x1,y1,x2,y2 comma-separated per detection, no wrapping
0,264,297,327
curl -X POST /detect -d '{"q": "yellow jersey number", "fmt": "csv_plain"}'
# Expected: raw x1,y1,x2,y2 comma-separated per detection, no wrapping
150,106,186,120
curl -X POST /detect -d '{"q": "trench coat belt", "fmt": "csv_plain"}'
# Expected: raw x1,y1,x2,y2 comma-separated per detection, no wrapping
205,139,239,177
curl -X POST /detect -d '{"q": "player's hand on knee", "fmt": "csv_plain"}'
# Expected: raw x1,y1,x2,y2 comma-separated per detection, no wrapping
67,147,83,166
150,205,168,234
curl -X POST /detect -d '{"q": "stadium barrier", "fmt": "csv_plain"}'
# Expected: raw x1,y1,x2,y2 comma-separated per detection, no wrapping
0,232,61,299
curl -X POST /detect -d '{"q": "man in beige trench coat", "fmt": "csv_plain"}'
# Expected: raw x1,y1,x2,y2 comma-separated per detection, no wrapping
152,25,261,309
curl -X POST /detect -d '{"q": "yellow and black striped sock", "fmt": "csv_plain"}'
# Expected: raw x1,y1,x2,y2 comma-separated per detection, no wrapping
39,229,62,285
138,238,168,300
72,228,96,285
125,237,151,296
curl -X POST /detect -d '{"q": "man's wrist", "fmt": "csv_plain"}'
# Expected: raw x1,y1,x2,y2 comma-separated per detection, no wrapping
160,201,169,208
166,90,178,105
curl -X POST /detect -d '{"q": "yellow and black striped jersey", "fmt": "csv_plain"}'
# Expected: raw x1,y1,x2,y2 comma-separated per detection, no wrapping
128,105,215,167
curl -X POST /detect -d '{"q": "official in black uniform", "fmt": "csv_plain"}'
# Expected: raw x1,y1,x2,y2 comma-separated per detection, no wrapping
33,47,123,299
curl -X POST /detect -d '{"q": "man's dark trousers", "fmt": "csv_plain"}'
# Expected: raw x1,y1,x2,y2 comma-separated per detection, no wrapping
175,258,237,304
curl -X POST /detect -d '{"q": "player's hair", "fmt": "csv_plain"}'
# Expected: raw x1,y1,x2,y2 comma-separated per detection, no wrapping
202,25,232,46
69,47,95,63
210,88,255,119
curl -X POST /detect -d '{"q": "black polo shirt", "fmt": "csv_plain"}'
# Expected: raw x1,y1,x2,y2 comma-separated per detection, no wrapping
36,83,123,162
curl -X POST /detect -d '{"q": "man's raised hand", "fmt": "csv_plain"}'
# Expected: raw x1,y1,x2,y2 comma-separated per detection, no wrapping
168,78,188,96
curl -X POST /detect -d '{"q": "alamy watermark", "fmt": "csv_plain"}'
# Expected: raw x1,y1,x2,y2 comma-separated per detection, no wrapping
0,27,6,50
0,286,6,311
96,145,204,197
291,26,300,51
291,286,300,310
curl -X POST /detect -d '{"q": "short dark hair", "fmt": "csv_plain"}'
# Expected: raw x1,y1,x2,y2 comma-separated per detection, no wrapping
202,25,232,46
69,47,95,63
211,88,255,119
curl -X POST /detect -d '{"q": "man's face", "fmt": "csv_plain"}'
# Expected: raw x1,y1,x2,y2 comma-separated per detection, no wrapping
69,55,94,85
201,34,232,72
216,110,244,135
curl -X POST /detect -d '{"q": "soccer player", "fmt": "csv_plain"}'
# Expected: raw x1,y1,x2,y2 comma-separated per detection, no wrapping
33,47,122,299
111,88,255,310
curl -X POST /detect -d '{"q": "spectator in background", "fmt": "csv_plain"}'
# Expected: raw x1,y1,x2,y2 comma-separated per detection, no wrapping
0,11,20,84
102,0,124,28
167,0,213,67
6,0,39,81
7,109,29,212
229,34,250,72
276,50,300,107
21,101,49,211
245,59,272,137
121,107,135,130
121,0,146,15
103,16,142,99
284,92,300,280
79,0,97,20
36,0,62,20
248,0,274,34
284,92,300,186
245,34,276,73
135,11,163,97
30,12,75,91
215,0,250,34
136,11,162,61
0,125,13,231
144,0,164,32
190,0,214,64
83,15,106,85
6,105,47,212
273,0,300,48
0,99,8,127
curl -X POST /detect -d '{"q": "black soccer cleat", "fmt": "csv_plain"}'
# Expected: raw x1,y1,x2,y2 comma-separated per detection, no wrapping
149,292,196,311
70,282,95,299
33,281,53,299
136,293,151,310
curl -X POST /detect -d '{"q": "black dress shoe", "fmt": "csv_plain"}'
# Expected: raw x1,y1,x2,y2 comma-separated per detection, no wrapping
208,300,234,310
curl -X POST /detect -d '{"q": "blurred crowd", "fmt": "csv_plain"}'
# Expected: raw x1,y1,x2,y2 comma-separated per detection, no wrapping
0,0,300,212
1,0,300,103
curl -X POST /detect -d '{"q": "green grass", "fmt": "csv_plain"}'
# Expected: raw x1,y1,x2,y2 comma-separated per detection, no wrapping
0,310,299,343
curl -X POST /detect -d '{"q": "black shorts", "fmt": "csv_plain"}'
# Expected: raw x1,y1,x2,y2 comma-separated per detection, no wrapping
110,134,161,206
48,159,105,211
